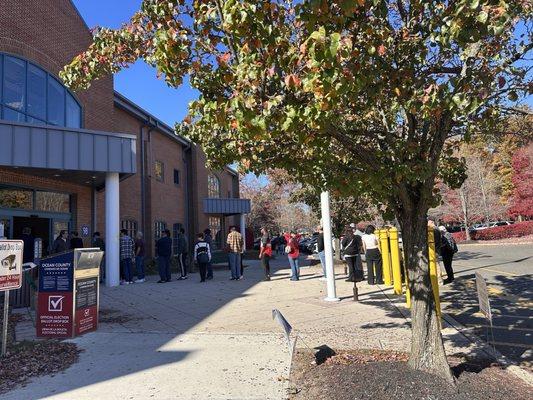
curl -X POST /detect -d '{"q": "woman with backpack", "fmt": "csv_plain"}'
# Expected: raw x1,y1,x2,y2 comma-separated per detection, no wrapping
194,233,212,282
284,231,301,281
439,226,457,284
342,227,364,282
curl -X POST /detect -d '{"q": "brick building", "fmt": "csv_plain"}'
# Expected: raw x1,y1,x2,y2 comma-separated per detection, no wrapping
0,0,249,285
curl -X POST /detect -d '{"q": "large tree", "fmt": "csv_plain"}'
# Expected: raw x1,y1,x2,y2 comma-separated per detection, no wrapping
61,0,532,382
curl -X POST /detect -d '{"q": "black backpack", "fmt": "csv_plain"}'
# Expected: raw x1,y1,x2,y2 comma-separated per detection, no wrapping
196,244,210,264
443,234,458,253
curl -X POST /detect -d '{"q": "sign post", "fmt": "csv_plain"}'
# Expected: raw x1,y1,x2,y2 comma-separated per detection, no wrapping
0,240,24,357
475,272,494,348
321,191,339,302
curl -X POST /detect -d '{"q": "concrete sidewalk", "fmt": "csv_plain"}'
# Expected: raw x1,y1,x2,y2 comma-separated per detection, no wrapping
9,255,487,399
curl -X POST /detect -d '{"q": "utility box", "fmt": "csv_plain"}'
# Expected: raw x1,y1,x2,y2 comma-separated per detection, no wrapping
37,248,103,338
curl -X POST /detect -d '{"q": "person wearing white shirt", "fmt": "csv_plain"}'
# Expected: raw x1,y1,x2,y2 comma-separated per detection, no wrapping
362,225,383,285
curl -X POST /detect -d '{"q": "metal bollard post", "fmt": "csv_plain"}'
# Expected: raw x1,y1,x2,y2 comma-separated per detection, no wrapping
353,279,359,301
378,229,392,286
389,227,403,295
428,228,442,325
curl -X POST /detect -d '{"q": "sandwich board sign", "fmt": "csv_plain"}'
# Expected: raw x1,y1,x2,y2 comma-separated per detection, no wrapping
0,240,23,291
475,272,492,323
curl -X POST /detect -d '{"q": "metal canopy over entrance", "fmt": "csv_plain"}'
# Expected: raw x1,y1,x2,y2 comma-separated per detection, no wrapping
0,120,136,176
203,198,251,216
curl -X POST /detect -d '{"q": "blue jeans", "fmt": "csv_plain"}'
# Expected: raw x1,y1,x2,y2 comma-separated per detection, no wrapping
158,256,171,281
288,256,299,280
318,251,326,277
135,256,145,279
228,253,241,279
121,258,133,282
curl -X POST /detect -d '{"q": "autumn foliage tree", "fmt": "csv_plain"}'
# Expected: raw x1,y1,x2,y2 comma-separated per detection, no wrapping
509,143,533,219
61,0,532,382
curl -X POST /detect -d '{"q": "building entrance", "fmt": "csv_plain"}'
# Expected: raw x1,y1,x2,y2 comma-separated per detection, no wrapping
13,216,51,257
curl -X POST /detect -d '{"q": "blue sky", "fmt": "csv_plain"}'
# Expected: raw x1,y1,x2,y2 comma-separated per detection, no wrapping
72,0,195,127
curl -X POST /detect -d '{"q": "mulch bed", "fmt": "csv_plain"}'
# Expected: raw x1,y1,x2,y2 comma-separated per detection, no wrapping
0,309,81,394
289,348,532,400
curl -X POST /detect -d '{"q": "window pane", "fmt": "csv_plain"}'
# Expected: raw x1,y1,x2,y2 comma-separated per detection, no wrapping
3,107,25,123
208,174,220,198
208,216,222,249
3,56,25,111
26,116,46,125
35,191,70,213
66,92,81,128
0,187,33,209
155,161,164,182
27,64,47,119
47,77,65,125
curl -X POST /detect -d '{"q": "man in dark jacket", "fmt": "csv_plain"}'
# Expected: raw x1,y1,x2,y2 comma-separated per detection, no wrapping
177,228,189,280
204,228,214,280
69,231,83,249
316,226,326,280
156,229,173,283
52,230,68,254
21,227,35,263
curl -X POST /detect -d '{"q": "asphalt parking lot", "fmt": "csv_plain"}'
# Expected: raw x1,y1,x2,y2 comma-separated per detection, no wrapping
440,243,532,370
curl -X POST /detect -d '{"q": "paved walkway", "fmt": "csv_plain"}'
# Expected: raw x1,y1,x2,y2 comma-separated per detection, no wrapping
9,256,489,400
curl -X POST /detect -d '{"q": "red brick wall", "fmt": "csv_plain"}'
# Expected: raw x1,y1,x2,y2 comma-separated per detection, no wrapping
0,0,115,131
148,130,187,254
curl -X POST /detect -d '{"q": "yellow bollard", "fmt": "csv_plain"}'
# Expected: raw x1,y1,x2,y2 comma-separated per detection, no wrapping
428,228,442,324
389,227,403,295
378,229,392,286
403,249,411,308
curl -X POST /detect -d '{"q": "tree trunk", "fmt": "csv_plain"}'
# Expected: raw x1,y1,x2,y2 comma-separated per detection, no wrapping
398,202,455,384
459,187,471,241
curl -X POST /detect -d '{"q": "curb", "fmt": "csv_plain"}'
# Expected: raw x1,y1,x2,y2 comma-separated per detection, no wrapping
442,312,533,386
378,285,533,387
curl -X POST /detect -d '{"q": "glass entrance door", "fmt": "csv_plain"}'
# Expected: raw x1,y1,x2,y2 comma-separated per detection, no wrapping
0,215,11,238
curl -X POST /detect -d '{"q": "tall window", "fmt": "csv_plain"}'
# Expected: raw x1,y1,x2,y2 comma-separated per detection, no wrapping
154,161,164,182
208,216,222,249
0,53,82,128
208,174,221,198
154,221,167,241
121,219,138,238
173,169,180,185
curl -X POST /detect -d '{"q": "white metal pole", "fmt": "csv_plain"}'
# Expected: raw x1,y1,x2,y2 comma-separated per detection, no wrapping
321,191,339,302
105,172,120,287
240,214,246,252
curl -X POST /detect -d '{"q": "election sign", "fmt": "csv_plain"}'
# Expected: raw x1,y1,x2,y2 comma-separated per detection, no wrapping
0,240,23,291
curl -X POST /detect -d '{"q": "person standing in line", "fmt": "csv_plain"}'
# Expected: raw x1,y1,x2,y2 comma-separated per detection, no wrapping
277,234,286,255
362,225,383,285
119,229,135,285
92,232,105,283
428,218,444,283
343,227,364,282
134,232,146,283
194,232,212,282
21,227,35,263
69,231,83,249
439,226,457,284
226,226,244,280
284,231,301,281
177,228,189,280
52,230,69,254
351,223,365,278
156,229,172,283
259,227,272,281
316,226,327,281
204,228,214,280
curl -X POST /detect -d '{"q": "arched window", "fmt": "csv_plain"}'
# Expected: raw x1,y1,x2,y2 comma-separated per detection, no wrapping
154,221,167,241
207,174,221,198
0,53,82,128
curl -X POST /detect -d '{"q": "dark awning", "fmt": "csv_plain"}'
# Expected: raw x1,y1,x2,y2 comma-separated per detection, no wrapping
203,198,251,215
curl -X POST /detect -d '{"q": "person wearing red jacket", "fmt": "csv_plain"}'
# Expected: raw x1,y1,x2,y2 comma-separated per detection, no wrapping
284,231,301,281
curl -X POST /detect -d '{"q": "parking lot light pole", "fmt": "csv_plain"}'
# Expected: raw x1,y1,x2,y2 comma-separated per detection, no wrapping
321,191,339,302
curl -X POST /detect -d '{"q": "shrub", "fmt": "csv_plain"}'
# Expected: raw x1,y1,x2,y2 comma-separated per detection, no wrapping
472,221,533,240
452,231,467,242
451,221,533,242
